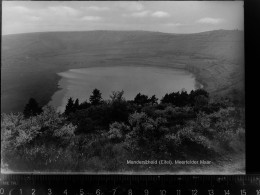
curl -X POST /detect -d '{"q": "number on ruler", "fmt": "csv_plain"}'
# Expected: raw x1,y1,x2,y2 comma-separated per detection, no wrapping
128,189,132,195
32,189,36,195
208,189,214,195
176,190,181,195
48,188,52,195
112,188,117,195
224,190,230,195
96,189,101,195
0,188,4,194
256,190,260,195
63,189,67,195
240,189,246,195
144,189,149,195
192,189,198,195
20,189,22,195
80,189,84,195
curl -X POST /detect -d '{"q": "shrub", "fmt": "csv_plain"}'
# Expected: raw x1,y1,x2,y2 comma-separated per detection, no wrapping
125,112,169,157
1,113,41,164
177,127,212,153
107,122,130,143
1,106,77,171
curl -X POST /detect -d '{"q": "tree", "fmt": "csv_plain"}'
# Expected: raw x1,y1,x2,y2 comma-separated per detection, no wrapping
23,98,42,118
178,90,189,106
110,91,125,102
161,92,179,105
89,89,102,106
149,95,158,105
78,101,91,110
161,93,171,104
134,93,149,106
194,95,209,112
190,89,209,106
109,91,130,123
64,97,74,116
74,99,79,111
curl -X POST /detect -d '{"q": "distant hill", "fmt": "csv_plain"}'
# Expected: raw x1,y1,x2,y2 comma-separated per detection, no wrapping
1,30,244,113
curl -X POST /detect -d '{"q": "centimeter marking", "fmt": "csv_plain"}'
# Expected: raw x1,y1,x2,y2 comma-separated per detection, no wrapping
0,175,260,195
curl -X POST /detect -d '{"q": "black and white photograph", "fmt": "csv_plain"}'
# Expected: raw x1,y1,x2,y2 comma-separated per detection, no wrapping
1,1,245,174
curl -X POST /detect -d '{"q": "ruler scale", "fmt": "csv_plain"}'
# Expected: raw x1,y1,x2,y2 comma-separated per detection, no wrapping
1,175,260,195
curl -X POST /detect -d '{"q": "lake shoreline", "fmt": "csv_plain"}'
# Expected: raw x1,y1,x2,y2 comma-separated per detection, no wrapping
48,64,202,112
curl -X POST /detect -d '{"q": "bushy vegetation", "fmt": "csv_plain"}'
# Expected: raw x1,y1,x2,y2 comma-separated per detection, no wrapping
1,89,245,172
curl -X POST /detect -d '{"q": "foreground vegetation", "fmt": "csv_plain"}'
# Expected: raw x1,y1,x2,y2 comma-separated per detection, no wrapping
1,89,245,173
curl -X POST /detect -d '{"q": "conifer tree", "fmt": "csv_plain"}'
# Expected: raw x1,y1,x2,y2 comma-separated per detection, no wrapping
89,89,102,106
74,98,79,111
23,98,42,118
64,97,74,115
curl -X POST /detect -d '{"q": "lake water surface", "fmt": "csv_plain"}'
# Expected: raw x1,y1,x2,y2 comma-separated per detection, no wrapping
49,66,200,112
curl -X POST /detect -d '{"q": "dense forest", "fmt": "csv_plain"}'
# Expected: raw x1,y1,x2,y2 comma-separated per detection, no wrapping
1,89,245,173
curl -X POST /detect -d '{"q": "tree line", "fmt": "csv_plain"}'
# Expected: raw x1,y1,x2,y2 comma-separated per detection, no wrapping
22,88,238,136
24,88,212,118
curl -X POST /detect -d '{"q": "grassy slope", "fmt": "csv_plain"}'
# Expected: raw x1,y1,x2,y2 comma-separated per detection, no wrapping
1,30,244,113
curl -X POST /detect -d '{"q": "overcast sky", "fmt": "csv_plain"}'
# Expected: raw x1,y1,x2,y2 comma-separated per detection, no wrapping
2,1,244,35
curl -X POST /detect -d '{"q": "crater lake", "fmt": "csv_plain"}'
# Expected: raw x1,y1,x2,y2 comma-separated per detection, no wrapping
49,66,201,112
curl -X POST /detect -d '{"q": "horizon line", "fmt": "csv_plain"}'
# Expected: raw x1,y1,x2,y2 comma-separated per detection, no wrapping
2,29,244,36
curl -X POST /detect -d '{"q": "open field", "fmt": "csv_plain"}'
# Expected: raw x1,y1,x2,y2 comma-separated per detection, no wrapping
1,30,244,113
